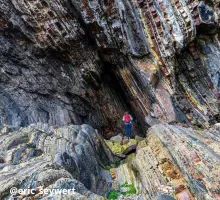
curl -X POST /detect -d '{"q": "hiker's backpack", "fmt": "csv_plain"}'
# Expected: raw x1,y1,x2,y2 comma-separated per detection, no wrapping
124,114,131,123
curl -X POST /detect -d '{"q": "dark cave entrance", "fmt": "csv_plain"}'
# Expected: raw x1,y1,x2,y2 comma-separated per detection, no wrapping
101,62,133,112
100,62,144,138
100,62,131,138
101,62,131,108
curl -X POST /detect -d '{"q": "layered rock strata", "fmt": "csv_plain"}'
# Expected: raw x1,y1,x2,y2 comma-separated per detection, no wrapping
133,123,220,199
0,0,219,137
0,123,117,199
102,123,220,199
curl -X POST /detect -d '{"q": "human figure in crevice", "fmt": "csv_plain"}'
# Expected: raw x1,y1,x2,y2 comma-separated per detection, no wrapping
122,111,133,141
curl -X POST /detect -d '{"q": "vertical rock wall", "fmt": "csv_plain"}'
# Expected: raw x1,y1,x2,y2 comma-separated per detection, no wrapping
0,0,219,137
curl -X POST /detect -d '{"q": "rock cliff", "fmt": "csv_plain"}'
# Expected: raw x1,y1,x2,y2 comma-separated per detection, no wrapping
0,0,220,199
134,124,220,199
1,0,219,136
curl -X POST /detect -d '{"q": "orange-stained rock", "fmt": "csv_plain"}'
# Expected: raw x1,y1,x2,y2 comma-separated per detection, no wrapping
133,124,219,199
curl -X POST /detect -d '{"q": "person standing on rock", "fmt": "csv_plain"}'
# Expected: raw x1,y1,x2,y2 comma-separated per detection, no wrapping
123,111,133,140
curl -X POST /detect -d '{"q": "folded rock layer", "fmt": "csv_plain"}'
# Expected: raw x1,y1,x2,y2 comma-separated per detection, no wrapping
0,1,220,199
0,0,219,137
0,123,117,199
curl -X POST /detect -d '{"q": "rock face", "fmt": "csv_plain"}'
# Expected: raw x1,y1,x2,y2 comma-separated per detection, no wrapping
0,0,219,138
0,0,131,136
0,123,118,199
107,123,219,200
1,123,219,199
133,124,220,199
0,0,220,199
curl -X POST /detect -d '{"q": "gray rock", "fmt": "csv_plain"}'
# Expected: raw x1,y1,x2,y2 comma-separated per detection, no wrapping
110,135,123,143
0,0,220,138
156,194,175,200
0,123,118,198
145,115,161,127
214,123,220,131
42,178,105,200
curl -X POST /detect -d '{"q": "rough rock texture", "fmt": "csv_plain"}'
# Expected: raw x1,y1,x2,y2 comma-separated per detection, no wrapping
132,124,220,200
1,123,219,199
0,0,132,137
38,178,106,200
110,154,142,192
0,0,220,199
107,123,220,200
0,123,118,199
0,0,219,138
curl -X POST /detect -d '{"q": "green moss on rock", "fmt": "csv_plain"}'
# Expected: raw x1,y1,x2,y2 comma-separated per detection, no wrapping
107,190,119,199
120,182,137,195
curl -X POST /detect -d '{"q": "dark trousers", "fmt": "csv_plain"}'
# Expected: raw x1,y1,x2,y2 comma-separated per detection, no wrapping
125,123,132,137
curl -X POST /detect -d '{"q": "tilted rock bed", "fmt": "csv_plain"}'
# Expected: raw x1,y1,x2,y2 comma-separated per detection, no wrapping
0,123,219,199
106,124,220,200
0,123,119,199
0,0,219,138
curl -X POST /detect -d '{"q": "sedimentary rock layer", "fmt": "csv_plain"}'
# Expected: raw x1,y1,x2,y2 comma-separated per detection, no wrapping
134,123,220,199
0,123,117,199
0,0,219,137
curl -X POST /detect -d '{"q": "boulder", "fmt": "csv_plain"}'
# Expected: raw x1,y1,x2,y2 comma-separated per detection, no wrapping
105,139,137,155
